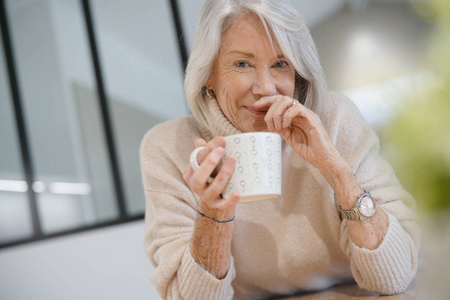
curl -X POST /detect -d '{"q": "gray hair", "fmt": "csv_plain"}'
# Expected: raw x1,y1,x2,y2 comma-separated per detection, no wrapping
184,0,327,130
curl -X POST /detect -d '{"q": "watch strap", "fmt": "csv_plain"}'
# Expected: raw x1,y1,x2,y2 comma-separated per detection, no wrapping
339,207,364,221
339,191,373,221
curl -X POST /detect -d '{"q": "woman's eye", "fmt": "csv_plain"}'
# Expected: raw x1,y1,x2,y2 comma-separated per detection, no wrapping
274,61,288,68
235,61,250,68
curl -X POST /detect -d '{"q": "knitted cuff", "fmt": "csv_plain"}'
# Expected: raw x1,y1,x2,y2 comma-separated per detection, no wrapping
346,213,418,295
178,247,235,300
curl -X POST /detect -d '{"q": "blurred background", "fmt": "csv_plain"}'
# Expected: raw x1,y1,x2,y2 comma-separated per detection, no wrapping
0,0,447,299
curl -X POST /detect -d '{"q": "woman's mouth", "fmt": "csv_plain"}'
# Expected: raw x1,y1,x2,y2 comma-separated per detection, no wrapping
245,106,269,116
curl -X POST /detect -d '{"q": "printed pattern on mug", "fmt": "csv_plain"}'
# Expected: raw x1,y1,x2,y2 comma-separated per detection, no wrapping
224,133,282,199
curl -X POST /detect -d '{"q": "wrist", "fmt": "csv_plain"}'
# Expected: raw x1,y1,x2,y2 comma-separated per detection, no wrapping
319,155,350,188
319,157,363,209
198,201,236,223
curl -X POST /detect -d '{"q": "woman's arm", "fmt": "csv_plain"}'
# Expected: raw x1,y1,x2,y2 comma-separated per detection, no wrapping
141,126,237,300
183,137,239,279
255,94,418,294
190,204,235,279
320,154,389,250
255,95,390,249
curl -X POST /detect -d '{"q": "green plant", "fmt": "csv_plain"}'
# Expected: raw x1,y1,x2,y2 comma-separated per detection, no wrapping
381,0,450,212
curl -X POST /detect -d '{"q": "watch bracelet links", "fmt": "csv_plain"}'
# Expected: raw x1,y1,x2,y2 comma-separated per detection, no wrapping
341,209,364,221
339,190,373,221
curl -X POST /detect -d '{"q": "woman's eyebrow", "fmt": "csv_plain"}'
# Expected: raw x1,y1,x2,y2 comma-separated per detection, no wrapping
227,51,286,60
228,50,255,58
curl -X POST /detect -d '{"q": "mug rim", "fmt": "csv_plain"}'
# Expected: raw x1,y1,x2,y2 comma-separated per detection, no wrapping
224,132,281,139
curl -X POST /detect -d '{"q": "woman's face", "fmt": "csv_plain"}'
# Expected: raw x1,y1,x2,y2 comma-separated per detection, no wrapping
206,13,296,133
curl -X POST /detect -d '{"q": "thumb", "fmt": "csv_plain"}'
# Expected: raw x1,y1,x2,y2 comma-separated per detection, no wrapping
277,128,292,142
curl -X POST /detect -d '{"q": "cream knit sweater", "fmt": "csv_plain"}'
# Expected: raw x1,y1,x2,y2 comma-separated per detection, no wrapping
140,91,419,300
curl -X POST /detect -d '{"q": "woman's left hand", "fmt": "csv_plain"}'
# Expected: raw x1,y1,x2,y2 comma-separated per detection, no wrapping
254,95,341,171
255,96,389,250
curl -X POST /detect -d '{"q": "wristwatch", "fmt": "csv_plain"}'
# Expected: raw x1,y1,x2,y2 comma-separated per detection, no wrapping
339,191,377,221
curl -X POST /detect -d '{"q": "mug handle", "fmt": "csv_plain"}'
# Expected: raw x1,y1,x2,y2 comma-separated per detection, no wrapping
189,147,214,184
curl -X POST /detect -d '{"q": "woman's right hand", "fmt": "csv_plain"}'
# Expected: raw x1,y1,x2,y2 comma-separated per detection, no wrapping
183,137,240,221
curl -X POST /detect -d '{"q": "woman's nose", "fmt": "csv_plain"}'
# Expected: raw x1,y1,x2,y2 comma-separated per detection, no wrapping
252,69,276,96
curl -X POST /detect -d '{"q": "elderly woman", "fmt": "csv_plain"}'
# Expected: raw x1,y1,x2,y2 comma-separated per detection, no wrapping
140,0,418,299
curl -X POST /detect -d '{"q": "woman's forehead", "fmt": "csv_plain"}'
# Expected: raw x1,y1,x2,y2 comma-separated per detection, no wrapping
220,13,283,58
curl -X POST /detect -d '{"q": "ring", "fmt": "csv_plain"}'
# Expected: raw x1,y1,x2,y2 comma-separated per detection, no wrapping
190,146,215,184
292,99,300,107
189,146,205,171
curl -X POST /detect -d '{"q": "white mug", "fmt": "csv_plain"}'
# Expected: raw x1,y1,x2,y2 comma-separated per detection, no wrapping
190,132,282,203
222,132,282,203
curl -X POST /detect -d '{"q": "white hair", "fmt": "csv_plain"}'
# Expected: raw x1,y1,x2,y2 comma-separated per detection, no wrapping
184,0,327,130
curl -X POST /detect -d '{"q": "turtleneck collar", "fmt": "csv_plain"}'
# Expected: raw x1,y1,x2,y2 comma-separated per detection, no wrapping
199,99,242,140
198,94,316,140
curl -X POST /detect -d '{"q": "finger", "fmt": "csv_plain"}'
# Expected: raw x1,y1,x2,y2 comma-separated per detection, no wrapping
197,137,226,165
277,127,292,141
281,102,302,128
255,96,277,132
203,156,236,201
183,164,195,190
227,192,241,207
255,96,277,131
253,95,279,107
191,147,225,191
216,192,241,211
266,96,293,132
195,138,207,148
292,106,321,131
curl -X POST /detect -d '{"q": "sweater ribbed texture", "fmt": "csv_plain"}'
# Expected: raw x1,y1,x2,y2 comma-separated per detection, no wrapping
140,91,419,299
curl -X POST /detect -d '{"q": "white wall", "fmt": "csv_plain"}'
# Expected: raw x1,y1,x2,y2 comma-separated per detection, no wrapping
0,221,160,300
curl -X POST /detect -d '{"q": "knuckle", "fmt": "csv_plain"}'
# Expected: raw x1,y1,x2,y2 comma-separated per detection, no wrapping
201,189,212,200
213,175,228,187
221,165,234,177
309,112,319,123
205,154,220,166
200,198,215,209
211,136,225,147
218,201,234,211
207,185,222,197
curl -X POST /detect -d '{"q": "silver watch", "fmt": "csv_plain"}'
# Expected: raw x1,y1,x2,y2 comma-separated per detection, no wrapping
339,191,377,221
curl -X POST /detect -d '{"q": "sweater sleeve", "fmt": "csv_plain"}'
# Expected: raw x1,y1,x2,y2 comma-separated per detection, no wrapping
140,124,236,300
327,94,419,295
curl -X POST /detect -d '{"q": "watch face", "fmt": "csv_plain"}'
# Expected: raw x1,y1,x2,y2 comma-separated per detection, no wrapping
359,197,376,217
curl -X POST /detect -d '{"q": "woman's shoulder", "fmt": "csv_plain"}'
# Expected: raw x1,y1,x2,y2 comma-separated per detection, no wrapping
141,116,200,147
318,90,369,133
319,91,364,120
140,116,202,171
319,90,379,164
